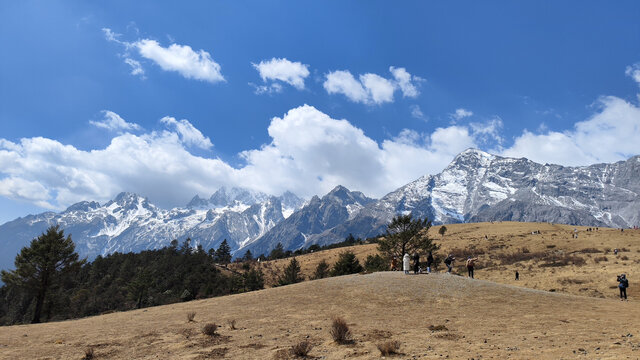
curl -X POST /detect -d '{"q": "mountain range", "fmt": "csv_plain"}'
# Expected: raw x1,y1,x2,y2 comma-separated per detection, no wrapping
1,148,639,271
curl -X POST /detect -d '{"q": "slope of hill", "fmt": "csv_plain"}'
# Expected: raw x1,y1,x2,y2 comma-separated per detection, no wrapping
1,271,638,359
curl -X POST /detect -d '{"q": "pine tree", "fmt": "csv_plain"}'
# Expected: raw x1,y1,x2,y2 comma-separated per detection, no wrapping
242,250,254,262
278,257,303,286
312,259,330,279
1,225,85,323
330,251,363,276
377,214,438,261
215,240,232,264
269,242,285,260
439,225,447,237
243,267,265,291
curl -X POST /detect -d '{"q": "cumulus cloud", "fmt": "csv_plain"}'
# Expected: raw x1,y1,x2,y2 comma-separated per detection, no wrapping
249,82,283,95
252,58,309,90
0,105,486,212
410,105,425,120
323,67,422,105
160,116,213,150
90,111,141,132
626,63,640,86
135,39,224,83
102,27,224,83
450,108,473,121
501,95,640,165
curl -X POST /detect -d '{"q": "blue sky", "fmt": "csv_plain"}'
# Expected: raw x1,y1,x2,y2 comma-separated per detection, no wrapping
1,1,640,224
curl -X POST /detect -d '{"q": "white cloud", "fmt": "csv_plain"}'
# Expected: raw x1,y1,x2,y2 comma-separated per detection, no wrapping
502,95,640,165
626,63,640,85
134,39,224,83
90,111,141,132
124,58,144,77
252,58,309,90
450,108,473,121
410,105,425,120
249,82,283,95
389,66,420,97
160,116,213,150
323,70,369,103
323,67,422,105
102,27,224,83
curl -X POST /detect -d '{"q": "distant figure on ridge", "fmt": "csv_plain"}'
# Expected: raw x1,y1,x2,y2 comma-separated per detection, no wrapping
413,252,420,274
515,270,519,280
403,253,410,275
466,256,478,278
444,254,455,274
618,274,629,301
426,251,434,274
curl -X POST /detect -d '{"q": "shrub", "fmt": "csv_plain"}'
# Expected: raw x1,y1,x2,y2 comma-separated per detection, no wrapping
330,251,363,277
497,251,544,265
364,254,388,273
620,255,629,261
521,247,530,254
578,247,600,254
83,347,94,360
202,323,218,336
539,254,586,267
187,311,196,322
428,324,448,331
227,319,237,330
243,267,265,291
291,340,313,357
377,340,401,356
594,256,608,263
330,317,352,344
277,257,304,286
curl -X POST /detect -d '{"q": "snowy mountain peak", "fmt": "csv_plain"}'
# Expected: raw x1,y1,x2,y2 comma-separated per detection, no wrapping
64,200,101,213
208,187,270,207
449,148,495,168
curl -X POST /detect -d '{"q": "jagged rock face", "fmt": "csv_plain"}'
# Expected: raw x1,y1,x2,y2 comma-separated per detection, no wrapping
241,185,375,257
298,150,640,248
0,189,303,271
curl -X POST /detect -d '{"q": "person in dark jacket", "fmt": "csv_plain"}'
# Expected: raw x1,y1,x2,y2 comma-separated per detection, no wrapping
426,251,434,273
444,254,455,273
618,274,629,300
412,253,420,274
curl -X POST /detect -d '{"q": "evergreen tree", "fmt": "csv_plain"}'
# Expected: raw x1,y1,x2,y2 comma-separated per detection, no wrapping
439,225,447,237
277,257,303,286
243,267,265,291
242,249,254,262
377,214,438,261
312,259,330,279
127,267,152,309
269,242,285,260
1,225,85,323
364,254,387,272
330,251,363,276
215,240,232,264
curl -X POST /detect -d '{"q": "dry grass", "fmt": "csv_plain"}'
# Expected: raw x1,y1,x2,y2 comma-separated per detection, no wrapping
428,324,448,331
330,317,352,344
291,340,313,357
186,311,196,322
227,319,237,330
1,222,639,359
376,340,401,356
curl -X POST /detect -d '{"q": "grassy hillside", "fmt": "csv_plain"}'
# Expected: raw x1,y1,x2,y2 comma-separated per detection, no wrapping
1,221,638,359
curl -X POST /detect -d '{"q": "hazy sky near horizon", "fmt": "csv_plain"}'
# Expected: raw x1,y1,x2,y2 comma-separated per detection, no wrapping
1,1,640,224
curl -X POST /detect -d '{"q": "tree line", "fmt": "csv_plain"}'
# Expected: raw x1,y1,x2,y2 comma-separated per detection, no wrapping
0,214,437,325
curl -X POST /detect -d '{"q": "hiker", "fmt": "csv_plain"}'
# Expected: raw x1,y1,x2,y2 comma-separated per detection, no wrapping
444,254,455,273
466,256,478,278
426,251,434,273
618,274,629,301
403,253,410,275
390,256,398,271
614,248,619,255
515,270,519,280
412,253,420,274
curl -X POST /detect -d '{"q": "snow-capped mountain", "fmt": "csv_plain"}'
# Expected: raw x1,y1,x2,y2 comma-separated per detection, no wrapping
240,185,375,257
301,149,640,247
0,188,303,271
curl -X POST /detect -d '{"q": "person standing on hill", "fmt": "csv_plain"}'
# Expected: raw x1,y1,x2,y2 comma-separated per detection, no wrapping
466,256,478,278
390,256,398,271
618,274,629,301
444,254,455,273
426,251,434,273
403,253,410,275
413,252,420,274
